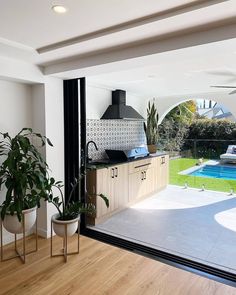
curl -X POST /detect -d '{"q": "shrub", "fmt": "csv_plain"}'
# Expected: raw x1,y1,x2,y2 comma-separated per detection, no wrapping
187,119,236,140
184,119,236,158
158,118,236,158
158,118,189,152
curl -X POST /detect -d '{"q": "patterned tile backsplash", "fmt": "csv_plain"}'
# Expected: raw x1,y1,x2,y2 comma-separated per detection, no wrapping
86,119,146,160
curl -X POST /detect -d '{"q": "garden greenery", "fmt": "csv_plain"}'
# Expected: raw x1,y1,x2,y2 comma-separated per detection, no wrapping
187,119,236,140
158,117,236,157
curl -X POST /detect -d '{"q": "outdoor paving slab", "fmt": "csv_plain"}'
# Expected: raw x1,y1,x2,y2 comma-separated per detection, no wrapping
94,185,236,273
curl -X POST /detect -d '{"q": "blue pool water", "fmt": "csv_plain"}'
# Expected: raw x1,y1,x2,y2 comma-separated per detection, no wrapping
190,165,236,180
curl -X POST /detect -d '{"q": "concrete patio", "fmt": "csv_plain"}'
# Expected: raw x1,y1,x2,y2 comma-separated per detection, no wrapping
93,185,236,274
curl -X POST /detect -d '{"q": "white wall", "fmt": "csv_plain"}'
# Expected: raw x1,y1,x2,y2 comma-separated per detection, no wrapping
0,79,33,245
86,84,149,119
31,84,47,238
0,54,64,244
0,56,44,84
0,76,64,244
0,80,32,134
44,77,64,237
32,78,64,238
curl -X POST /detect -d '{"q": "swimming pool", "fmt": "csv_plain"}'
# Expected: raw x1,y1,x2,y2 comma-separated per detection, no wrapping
190,165,236,180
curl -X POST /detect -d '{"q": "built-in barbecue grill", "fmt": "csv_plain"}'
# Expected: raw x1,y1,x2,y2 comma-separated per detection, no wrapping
105,146,149,162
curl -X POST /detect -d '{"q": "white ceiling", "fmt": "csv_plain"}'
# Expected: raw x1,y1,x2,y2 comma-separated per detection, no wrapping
0,0,198,49
87,38,236,97
1,0,236,99
0,0,234,66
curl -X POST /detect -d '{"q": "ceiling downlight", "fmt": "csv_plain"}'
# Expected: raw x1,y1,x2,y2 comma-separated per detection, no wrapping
52,5,67,14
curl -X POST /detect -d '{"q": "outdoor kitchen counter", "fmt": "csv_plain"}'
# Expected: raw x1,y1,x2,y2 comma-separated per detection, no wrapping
86,151,168,170
86,152,169,225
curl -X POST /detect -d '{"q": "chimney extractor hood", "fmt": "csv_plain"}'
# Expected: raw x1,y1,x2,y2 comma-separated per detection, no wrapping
101,90,144,120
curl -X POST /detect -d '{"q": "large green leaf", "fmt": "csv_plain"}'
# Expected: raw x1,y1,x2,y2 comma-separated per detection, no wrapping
0,128,53,221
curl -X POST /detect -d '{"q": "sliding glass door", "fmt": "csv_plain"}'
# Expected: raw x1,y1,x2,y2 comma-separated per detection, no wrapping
63,77,236,286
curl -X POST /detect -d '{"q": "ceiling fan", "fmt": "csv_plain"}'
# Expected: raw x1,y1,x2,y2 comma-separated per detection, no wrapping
211,85,236,95
206,68,236,94
206,69,236,81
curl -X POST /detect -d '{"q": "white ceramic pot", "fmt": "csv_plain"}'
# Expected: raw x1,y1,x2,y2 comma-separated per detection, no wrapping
2,206,37,234
52,214,80,238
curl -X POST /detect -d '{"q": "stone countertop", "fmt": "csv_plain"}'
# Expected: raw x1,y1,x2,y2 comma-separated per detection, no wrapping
86,151,168,170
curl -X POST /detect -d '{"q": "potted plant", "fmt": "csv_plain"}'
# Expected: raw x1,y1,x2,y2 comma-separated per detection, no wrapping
0,128,52,234
144,101,159,154
47,177,109,238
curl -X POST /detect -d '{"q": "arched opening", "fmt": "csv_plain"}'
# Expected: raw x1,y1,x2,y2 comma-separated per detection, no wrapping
159,98,236,124
158,98,236,156
158,98,236,194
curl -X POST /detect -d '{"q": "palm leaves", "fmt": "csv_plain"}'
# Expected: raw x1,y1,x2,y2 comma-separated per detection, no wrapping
166,101,196,123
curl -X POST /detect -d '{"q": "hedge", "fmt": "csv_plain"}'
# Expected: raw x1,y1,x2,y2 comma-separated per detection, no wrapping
185,119,236,158
158,118,236,158
187,119,236,140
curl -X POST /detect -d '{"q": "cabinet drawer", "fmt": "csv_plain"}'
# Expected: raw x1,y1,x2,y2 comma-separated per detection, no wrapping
128,158,155,174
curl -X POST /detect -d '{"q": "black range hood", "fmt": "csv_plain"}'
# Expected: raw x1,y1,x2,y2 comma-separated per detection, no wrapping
101,89,144,120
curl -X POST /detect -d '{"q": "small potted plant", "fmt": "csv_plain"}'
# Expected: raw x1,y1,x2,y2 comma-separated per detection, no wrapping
0,128,52,234
144,101,159,154
47,177,109,238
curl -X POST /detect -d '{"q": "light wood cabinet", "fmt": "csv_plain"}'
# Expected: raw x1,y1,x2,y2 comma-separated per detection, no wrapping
128,171,143,202
114,164,129,208
96,168,111,217
129,163,156,202
155,155,169,190
108,164,129,212
87,163,129,223
144,166,155,195
128,157,156,174
87,154,169,224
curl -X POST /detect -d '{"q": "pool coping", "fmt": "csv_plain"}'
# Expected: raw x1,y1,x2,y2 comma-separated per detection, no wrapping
179,160,220,175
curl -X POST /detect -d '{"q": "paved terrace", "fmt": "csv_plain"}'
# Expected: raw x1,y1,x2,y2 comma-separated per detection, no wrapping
94,185,236,274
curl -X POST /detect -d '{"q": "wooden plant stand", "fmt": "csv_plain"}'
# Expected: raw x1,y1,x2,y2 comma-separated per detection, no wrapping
0,211,38,264
50,219,80,263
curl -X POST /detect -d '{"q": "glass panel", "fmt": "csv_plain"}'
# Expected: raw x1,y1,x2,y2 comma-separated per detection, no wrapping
161,139,236,193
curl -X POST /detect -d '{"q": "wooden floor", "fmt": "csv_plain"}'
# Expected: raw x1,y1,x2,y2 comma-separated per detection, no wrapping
0,235,235,295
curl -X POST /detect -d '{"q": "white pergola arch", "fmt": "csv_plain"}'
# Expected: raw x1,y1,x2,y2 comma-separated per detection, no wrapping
157,92,236,123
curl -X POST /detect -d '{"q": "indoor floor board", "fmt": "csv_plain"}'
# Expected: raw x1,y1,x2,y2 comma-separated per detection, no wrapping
0,235,235,295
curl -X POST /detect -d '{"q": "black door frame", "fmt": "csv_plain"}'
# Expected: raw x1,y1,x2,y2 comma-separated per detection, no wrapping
63,77,87,228
63,77,236,287
64,79,79,201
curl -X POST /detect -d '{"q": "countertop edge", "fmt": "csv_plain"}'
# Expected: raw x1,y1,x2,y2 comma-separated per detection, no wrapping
86,151,169,170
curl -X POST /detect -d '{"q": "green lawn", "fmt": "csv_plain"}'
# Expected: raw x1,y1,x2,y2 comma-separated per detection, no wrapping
170,158,236,193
